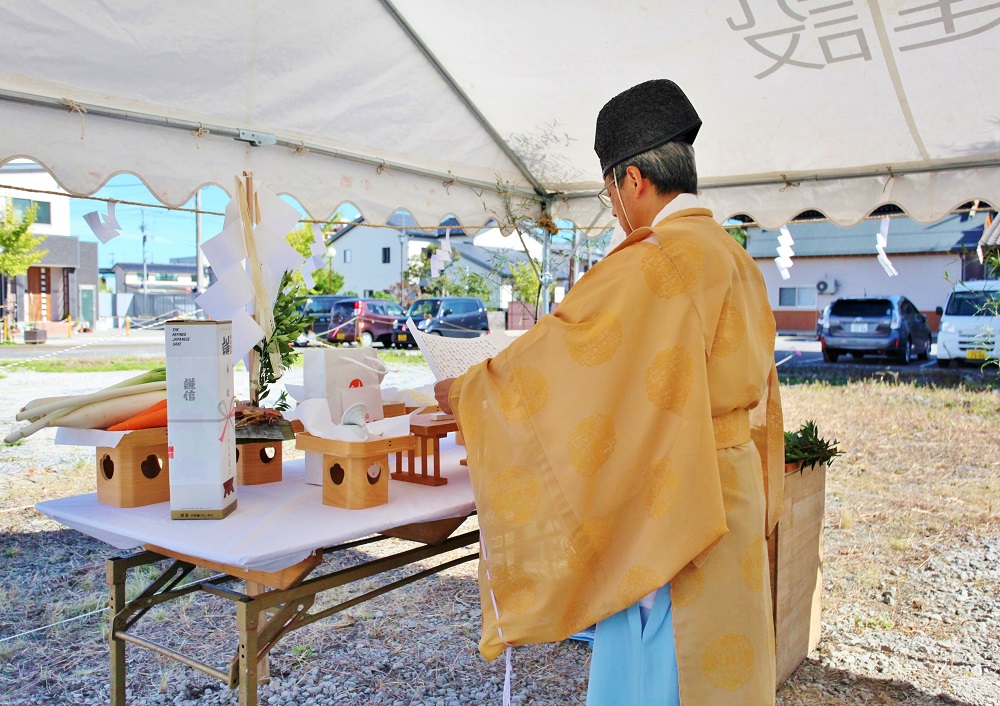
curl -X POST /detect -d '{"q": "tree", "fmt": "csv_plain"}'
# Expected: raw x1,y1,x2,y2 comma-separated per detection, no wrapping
727,225,748,248
0,203,46,340
285,223,343,295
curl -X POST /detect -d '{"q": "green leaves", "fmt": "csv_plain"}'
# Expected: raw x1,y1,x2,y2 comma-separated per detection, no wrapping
0,203,47,280
784,420,843,468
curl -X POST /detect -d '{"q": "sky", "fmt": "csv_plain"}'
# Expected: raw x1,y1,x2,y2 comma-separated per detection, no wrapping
68,175,323,269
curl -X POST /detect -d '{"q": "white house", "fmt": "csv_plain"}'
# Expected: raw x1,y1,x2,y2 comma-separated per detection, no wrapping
0,160,99,331
746,211,994,333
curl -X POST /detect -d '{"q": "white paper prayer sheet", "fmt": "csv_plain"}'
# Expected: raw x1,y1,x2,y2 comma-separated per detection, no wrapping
406,318,513,380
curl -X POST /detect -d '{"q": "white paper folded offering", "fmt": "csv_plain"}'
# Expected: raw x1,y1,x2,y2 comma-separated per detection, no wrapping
284,398,412,442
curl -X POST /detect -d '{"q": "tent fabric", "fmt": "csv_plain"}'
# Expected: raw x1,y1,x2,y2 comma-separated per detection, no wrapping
0,1,997,231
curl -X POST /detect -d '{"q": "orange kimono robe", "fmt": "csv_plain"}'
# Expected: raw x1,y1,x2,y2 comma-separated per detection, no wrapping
450,207,784,705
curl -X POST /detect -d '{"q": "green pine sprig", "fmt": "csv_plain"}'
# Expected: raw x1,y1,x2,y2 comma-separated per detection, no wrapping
784,420,843,469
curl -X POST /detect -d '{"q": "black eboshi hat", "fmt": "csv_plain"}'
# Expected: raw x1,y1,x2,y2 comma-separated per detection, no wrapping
594,79,702,176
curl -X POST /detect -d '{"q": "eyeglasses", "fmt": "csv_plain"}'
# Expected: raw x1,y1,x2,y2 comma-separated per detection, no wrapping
597,184,613,209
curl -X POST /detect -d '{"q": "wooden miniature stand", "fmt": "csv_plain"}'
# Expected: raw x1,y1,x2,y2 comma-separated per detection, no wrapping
295,433,416,509
397,413,458,487
96,427,170,508
236,441,282,486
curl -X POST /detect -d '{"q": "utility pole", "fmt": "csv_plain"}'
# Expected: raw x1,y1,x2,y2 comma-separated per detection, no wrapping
195,189,206,292
141,212,147,295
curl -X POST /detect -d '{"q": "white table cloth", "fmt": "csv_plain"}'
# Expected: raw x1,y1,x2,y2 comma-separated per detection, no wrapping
35,438,474,573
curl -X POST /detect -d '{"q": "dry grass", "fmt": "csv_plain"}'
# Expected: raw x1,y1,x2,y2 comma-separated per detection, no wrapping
1,381,998,704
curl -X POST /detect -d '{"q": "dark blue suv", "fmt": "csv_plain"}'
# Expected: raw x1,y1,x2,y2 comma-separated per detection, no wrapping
391,297,489,347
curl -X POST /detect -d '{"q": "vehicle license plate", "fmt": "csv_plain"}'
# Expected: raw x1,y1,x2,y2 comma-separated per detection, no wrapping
398,334,408,341
850,323,868,333
336,333,346,340
966,349,987,360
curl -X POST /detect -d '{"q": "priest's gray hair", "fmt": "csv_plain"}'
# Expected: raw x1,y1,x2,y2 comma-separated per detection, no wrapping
610,141,698,195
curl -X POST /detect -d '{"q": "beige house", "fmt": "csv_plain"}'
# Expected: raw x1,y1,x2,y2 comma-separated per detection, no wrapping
747,211,994,333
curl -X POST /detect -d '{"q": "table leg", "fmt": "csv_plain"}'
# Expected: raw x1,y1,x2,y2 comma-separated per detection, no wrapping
107,558,127,706
237,600,260,706
433,437,441,479
420,437,428,477
394,450,402,474
408,448,415,474
245,581,270,683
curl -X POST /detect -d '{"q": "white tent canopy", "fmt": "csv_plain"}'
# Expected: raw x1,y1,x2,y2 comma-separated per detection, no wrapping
0,1,997,231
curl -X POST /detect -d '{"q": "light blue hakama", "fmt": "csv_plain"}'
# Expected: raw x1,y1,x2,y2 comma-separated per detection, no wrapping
587,585,680,706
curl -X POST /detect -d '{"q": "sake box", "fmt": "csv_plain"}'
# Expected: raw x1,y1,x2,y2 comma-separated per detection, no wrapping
165,320,237,520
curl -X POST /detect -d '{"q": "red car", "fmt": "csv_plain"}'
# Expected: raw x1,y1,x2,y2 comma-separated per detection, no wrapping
327,298,405,347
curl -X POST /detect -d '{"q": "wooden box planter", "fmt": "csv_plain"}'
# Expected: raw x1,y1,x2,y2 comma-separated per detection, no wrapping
96,427,170,508
24,329,47,344
768,461,826,686
236,441,283,485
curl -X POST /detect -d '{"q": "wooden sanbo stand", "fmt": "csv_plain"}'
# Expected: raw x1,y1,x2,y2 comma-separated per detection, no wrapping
236,441,282,485
96,427,170,508
296,433,416,509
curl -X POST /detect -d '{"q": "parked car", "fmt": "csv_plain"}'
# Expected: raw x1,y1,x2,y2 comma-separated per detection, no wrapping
933,280,1000,367
392,297,489,347
819,296,932,364
328,298,405,347
293,295,351,346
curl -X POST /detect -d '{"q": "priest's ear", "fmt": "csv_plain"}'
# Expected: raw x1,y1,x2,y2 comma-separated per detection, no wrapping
622,165,649,197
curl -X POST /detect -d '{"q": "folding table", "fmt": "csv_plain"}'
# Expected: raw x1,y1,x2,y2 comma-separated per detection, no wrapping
35,439,478,706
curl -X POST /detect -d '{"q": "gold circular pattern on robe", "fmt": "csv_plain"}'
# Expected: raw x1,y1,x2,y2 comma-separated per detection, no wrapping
565,517,613,571
640,239,703,299
702,633,755,691
488,564,537,614
558,593,591,639
642,456,679,517
567,414,616,478
718,458,739,512
617,565,661,607
740,536,767,593
498,367,548,421
644,347,694,411
713,298,746,358
490,465,541,525
766,397,782,432
563,311,623,367
670,565,705,608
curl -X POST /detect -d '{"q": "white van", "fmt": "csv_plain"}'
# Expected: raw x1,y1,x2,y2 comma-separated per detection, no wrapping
934,280,1000,366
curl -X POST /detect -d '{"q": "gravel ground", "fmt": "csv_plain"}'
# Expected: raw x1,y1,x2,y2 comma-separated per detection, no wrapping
1,366,999,705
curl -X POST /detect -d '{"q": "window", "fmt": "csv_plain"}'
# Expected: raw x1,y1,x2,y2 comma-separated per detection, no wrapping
381,247,391,264
12,198,51,224
778,287,817,307
343,249,352,264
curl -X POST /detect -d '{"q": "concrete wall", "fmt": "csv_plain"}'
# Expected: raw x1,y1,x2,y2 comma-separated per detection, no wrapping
755,253,961,332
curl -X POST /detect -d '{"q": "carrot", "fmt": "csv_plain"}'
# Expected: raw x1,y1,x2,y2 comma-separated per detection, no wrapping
107,399,168,431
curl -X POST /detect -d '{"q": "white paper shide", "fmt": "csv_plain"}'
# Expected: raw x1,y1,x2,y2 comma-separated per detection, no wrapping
166,320,237,520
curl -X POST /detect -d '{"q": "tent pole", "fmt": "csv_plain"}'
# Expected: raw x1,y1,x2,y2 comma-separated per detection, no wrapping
376,0,549,198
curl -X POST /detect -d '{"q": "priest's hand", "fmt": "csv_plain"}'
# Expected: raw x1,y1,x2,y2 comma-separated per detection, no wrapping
434,378,455,415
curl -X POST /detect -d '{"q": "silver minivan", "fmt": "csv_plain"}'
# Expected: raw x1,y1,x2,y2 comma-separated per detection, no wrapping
820,296,933,364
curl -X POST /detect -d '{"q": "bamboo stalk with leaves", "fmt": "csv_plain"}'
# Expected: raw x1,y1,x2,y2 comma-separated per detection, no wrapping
252,270,314,410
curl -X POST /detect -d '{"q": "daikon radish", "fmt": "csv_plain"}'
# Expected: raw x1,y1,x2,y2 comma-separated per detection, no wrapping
15,381,166,422
55,390,167,430
19,368,166,415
